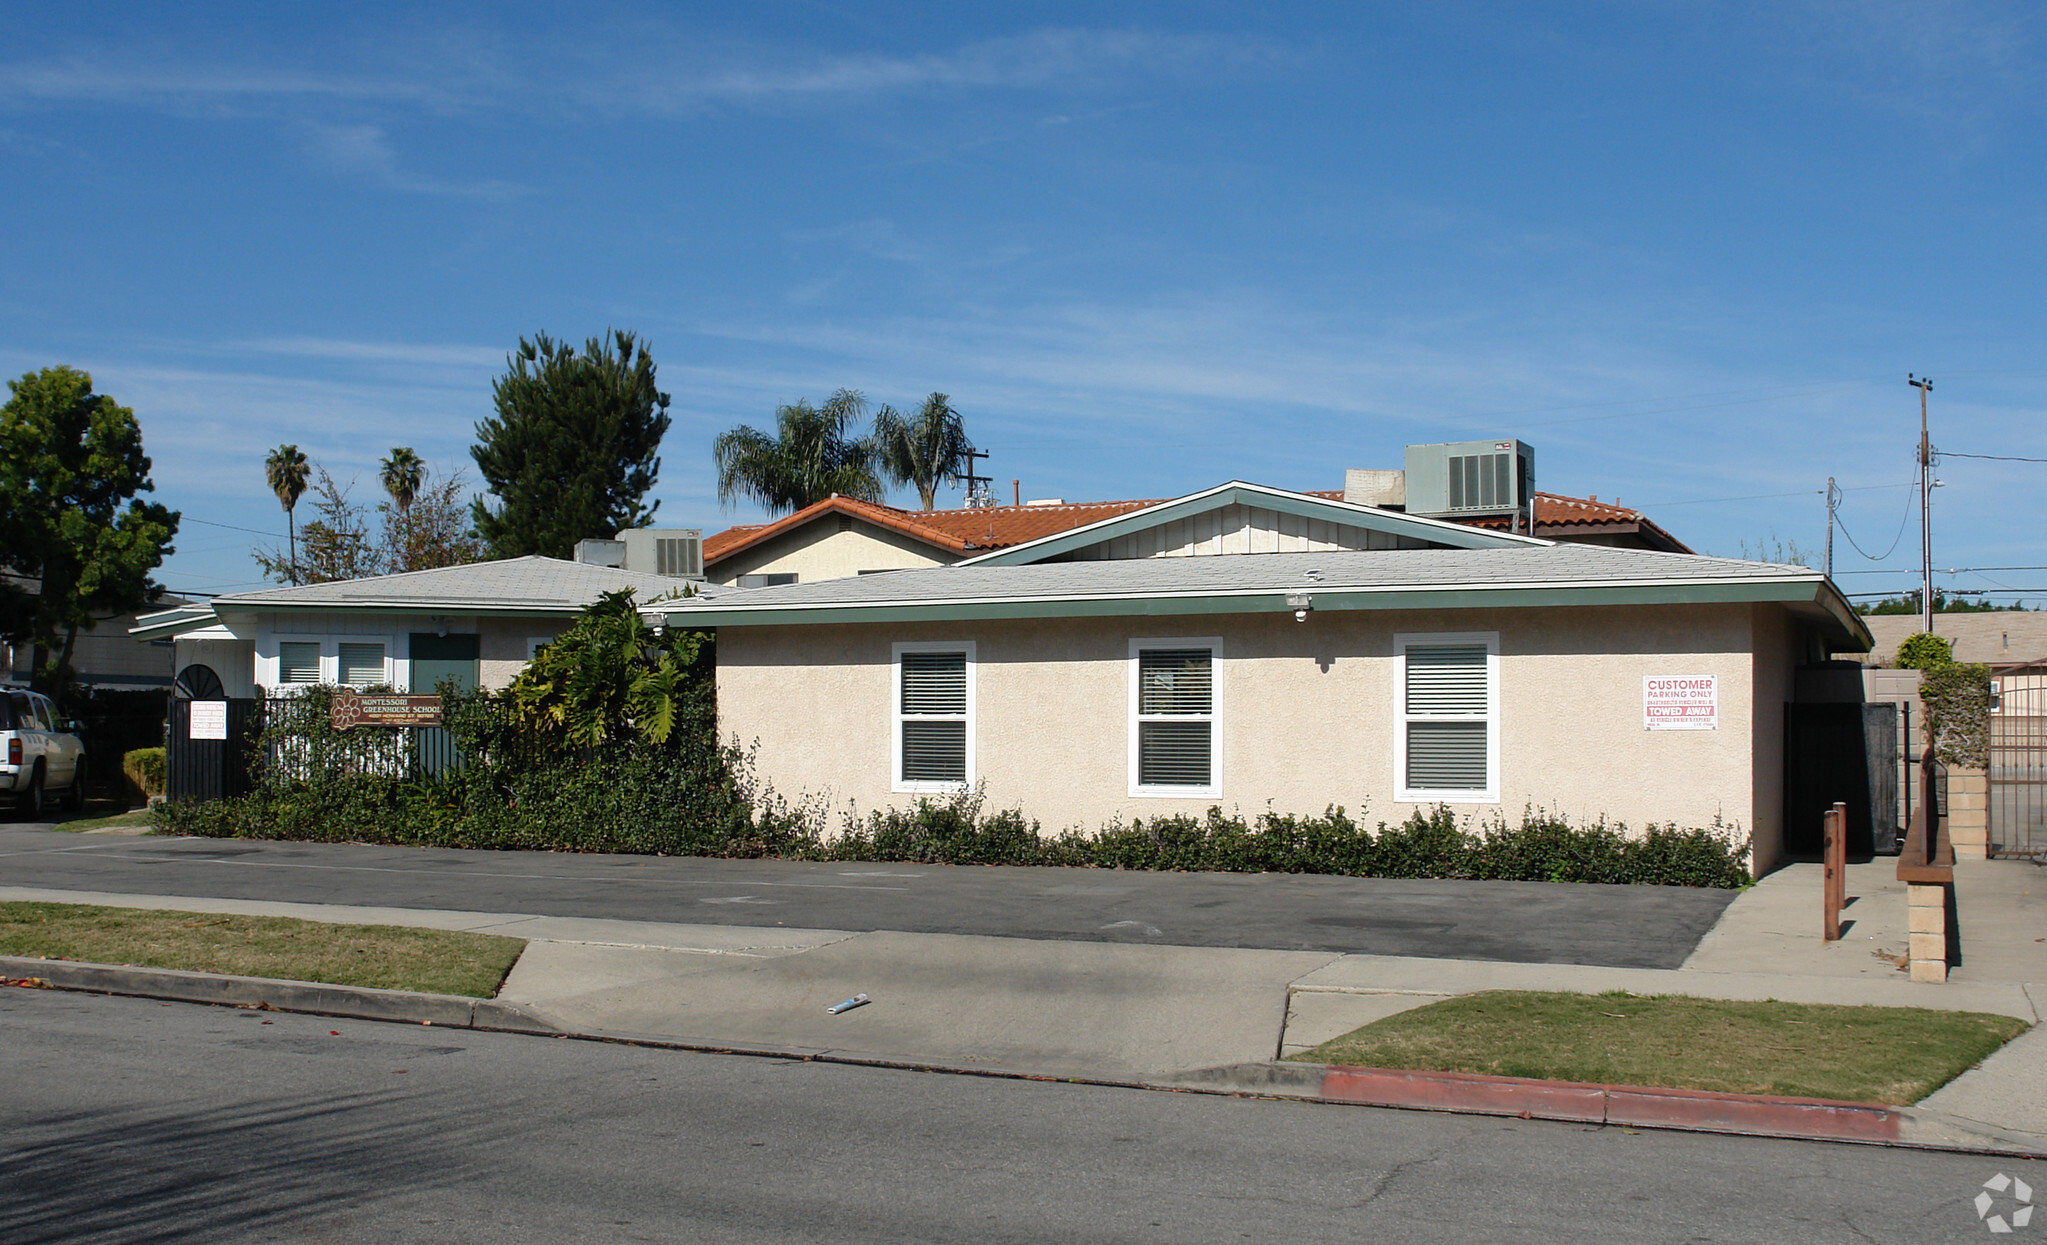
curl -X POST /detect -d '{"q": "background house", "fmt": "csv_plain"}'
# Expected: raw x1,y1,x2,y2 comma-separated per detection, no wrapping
131,557,719,698
700,440,1692,587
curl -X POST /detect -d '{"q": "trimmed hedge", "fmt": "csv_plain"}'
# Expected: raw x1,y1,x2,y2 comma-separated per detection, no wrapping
154,686,1751,888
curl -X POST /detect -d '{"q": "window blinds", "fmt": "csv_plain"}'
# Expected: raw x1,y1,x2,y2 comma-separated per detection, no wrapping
1137,648,1213,787
1403,643,1488,790
338,643,385,687
900,651,967,783
278,642,321,684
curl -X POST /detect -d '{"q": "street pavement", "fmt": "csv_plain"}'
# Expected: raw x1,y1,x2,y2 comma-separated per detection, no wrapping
0,825,1731,966
0,987,2008,1245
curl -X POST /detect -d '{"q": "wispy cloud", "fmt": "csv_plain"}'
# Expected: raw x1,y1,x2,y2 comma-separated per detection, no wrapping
300,122,527,199
0,56,459,110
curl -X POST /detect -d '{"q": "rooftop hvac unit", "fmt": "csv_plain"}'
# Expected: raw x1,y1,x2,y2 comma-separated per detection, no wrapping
574,538,626,568
615,528,704,580
1403,440,1535,520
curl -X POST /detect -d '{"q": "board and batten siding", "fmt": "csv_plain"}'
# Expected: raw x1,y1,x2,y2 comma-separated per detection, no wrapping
716,602,1792,873
1057,504,1430,561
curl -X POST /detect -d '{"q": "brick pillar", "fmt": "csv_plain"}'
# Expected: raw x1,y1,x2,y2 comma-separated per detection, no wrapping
1947,766,1989,860
1907,883,1950,983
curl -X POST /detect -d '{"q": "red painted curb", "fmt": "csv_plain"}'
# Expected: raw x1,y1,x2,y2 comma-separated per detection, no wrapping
1315,1066,1903,1144
1321,1067,1607,1123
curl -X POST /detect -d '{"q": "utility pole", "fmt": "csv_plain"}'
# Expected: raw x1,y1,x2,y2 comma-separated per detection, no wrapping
1908,374,1934,633
961,448,993,508
1824,476,1839,579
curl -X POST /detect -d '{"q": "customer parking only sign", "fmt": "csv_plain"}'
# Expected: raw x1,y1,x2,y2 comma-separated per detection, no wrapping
1644,675,1717,731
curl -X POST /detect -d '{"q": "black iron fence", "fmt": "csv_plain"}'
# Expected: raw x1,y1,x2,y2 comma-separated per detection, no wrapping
166,692,476,802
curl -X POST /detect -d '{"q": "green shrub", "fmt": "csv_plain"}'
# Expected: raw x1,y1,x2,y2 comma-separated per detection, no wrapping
121,747,167,802
1895,632,1953,670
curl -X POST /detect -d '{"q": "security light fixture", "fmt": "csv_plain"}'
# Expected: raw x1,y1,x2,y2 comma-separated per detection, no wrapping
1286,591,1314,622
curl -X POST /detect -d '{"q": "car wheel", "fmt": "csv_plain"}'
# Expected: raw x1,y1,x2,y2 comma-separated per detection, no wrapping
17,768,43,821
63,760,87,812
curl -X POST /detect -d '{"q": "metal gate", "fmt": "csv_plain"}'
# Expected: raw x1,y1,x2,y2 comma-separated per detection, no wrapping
1990,671,2047,858
166,697,262,802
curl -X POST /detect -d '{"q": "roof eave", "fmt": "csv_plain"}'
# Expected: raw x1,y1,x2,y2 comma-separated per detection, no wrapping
666,575,1841,630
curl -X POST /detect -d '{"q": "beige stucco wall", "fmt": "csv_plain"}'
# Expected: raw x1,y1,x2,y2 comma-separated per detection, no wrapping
709,522,956,586
718,603,1795,859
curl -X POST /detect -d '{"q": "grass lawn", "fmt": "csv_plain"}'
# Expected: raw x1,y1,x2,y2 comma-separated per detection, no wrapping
0,902,524,998
49,807,154,833
1288,990,2029,1105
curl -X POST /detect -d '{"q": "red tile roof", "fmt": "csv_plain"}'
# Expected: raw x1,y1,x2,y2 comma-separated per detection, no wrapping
703,487,1688,568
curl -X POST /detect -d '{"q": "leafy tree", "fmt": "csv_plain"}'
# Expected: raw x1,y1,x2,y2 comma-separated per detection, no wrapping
1895,632,1953,670
508,589,705,747
1859,589,2027,615
253,469,378,585
873,392,972,511
0,366,180,700
380,467,486,573
379,446,426,514
471,330,671,558
265,444,311,585
256,461,485,581
713,388,885,514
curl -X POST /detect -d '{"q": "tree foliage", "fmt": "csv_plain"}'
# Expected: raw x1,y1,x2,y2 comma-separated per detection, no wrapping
255,461,483,583
265,444,311,584
507,589,705,747
379,446,426,512
471,330,671,558
873,392,972,511
1895,632,1953,670
713,388,886,514
0,366,179,699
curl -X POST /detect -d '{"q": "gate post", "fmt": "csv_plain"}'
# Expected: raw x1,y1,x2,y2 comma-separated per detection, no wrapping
1822,802,1846,942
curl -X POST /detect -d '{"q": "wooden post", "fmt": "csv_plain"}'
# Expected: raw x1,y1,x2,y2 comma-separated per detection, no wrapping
1822,802,1846,941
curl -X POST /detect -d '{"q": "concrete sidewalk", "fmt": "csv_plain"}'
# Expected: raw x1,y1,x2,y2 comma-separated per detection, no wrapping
6,858,2045,1134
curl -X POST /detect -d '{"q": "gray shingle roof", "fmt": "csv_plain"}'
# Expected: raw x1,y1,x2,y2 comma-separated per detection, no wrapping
672,544,1821,613
210,556,725,614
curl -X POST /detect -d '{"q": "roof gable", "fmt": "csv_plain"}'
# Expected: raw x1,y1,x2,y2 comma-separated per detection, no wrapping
702,494,1166,568
956,482,1545,566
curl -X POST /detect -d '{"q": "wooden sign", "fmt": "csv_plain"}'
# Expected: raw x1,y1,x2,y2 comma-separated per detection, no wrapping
330,691,443,730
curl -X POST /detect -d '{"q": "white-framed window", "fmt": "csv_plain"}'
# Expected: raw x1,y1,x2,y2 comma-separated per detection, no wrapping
260,635,395,691
892,641,974,792
1128,637,1222,798
1395,631,1499,804
527,636,555,660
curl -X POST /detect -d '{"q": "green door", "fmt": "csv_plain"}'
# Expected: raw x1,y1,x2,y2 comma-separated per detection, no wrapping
410,634,479,775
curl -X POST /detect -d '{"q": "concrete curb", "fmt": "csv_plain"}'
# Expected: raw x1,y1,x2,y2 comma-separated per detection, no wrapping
1165,1061,2047,1157
8,956,2043,1157
0,955,560,1034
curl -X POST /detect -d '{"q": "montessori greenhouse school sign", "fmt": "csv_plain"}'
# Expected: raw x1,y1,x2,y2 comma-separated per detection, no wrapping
1643,675,1717,731
330,691,444,730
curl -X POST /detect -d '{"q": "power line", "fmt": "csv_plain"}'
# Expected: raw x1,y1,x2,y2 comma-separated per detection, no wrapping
181,516,286,539
1832,466,1917,562
1939,449,2047,464
1650,480,1911,508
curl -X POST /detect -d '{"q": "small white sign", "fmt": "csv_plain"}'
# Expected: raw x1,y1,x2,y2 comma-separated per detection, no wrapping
188,700,228,741
1644,675,1717,731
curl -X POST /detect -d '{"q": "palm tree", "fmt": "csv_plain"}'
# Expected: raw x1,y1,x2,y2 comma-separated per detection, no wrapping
264,444,311,585
713,389,886,515
873,392,972,511
379,447,427,513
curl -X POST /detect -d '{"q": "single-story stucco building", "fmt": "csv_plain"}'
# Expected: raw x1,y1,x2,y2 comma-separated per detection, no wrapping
665,482,1869,875
130,557,720,696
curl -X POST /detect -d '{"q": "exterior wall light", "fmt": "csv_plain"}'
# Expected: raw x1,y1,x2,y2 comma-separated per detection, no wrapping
1286,592,1314,622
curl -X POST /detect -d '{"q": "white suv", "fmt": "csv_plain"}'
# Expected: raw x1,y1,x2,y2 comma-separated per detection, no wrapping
2,689,88,819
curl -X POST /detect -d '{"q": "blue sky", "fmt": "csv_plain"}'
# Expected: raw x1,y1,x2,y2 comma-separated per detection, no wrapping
5,3,2044,605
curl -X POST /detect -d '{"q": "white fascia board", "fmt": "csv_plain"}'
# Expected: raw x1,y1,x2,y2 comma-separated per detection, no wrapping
129,605,219,640
665,571,1831,624
954,480,1546,568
